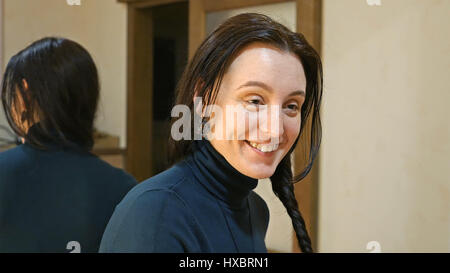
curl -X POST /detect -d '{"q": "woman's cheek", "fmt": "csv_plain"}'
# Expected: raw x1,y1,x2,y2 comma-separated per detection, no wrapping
285,116,301,145
245,111,259,141
221,104,257,141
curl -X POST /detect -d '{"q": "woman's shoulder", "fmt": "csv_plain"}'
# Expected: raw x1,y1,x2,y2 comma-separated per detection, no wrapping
99,163,201,252
130,160,190,196
115,183,189,222
0,143,137,189
112,161,193,220
0,145,35,178
0,144,27,162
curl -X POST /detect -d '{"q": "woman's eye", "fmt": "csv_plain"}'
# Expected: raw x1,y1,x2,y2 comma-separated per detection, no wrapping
248,99,262,105
287,104,299,111
244,98,264,110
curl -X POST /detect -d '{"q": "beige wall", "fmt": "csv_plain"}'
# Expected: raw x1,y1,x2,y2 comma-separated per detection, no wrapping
319,0,450,252
1,0,127,147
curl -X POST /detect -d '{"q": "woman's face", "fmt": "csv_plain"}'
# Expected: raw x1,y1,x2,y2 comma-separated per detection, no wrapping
207,42,306,179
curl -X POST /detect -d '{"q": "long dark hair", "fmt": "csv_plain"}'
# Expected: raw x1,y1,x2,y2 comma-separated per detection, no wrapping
168,13,322,253
1,37,99,150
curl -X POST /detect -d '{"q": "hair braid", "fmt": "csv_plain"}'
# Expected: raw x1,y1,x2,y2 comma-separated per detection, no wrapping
271,155,313,253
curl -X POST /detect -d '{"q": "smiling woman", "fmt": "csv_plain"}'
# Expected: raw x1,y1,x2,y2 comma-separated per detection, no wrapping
99,13,322,253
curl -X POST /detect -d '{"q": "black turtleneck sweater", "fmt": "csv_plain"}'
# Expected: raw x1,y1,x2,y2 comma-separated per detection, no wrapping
99,139,269,253
0,125,137,253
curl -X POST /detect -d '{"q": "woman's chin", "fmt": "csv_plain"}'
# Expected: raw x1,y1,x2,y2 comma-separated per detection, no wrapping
239,164,276,180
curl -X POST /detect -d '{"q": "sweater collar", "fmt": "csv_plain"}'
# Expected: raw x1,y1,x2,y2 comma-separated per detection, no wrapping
184,139,258,210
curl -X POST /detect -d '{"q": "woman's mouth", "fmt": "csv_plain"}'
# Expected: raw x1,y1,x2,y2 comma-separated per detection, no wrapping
244,140,279,153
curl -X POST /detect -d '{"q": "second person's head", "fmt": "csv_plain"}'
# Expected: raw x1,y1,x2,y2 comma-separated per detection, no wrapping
1,37,99,150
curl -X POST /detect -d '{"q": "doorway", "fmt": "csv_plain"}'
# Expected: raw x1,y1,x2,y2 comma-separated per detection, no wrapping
122,0,188,182
152,3,188,174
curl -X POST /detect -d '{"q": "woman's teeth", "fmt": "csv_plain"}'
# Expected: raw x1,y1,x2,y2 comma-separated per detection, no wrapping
247,141,279,153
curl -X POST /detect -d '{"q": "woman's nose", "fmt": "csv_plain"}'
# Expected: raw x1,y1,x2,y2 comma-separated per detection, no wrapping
258,105,284,143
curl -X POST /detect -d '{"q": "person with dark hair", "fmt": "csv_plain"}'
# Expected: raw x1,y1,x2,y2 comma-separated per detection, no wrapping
100,13,322,253
0,37,137,253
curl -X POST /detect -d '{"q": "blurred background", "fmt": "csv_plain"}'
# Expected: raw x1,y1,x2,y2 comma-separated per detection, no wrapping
0,0,448,253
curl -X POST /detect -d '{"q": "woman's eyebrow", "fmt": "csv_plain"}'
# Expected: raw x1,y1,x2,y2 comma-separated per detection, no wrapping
237,80,305,97
289,90,306,97
237,81,273,91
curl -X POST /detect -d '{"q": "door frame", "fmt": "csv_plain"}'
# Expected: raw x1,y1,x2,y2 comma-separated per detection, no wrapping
188,0,322,252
